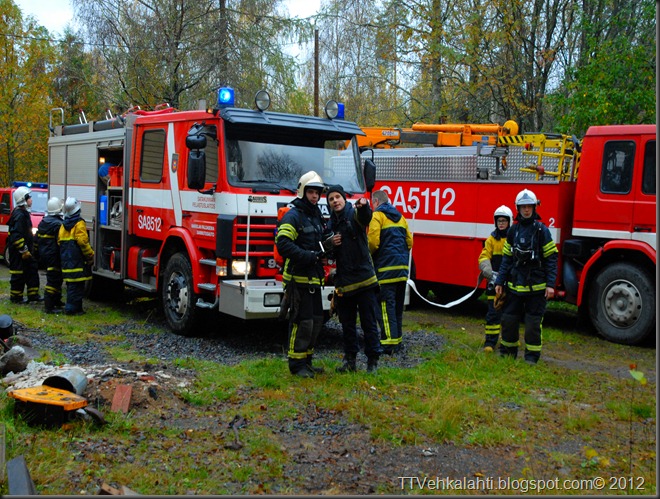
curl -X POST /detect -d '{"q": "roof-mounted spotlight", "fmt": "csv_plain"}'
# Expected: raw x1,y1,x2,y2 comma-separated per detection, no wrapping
217,87,235,108
255,90,271,111
324,100,339,119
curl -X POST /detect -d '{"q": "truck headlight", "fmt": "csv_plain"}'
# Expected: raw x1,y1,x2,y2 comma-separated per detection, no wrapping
230,260,252,276
264,293,282,307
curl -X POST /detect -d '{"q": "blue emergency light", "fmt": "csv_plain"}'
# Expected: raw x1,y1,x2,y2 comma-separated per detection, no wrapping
217,87,235,108
12,181,47,189
337,102,345,119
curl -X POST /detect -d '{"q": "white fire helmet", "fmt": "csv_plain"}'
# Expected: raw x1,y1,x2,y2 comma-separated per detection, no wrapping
63,197,81,218
13,186,31,207
296,171,325,199
515,189,539,208
47,196,64,215
493,205,513,226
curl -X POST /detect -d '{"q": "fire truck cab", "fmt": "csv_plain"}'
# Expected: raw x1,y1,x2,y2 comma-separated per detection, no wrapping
0,181,48,266
48,90,371,335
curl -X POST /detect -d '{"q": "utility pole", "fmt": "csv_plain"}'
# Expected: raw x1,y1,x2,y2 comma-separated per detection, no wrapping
314,28,319,117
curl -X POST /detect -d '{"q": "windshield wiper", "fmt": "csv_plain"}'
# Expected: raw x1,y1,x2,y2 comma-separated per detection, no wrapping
239,180,297,194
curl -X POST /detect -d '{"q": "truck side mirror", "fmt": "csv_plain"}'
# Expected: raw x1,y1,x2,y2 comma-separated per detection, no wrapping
186,134,207,150
363,158,376,193
188,150,206,189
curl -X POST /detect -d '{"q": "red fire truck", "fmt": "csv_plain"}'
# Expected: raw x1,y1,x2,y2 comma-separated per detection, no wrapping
47,90,372,335
361,122,656,345
0,181,49,265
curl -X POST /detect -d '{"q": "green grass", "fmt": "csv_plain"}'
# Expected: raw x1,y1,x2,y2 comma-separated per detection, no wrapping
0,275,655,495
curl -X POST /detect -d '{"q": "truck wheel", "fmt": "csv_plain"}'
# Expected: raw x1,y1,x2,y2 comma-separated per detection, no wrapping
3,245,9,267
162,253,199,336
588,262,655,345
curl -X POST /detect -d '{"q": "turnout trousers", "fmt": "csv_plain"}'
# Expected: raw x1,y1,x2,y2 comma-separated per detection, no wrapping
378,281,406,349
336,287,382,361
286,283,323,374
499,292,546,362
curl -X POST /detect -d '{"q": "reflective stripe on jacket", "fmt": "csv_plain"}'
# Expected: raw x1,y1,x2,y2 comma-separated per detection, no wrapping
328,202,378,296
368,202,412,285
58,216,94,282
275,197,325,287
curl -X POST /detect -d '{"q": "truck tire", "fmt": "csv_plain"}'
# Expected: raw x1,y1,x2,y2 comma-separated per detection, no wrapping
162,253,199,336
588,262,655,345
3,245,9,267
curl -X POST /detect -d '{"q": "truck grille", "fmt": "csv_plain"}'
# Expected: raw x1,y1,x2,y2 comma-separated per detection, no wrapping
234,216,277,255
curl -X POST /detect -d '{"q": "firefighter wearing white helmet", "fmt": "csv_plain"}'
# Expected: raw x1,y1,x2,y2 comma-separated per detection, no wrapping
58,197,94,315
7,186,42,303
276,171,328,378
477,204,513,352
494,189,558,364
296,170,325,199
34,197,65,313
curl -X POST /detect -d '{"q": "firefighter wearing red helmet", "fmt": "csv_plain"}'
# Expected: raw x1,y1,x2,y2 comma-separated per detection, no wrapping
494,189,558,364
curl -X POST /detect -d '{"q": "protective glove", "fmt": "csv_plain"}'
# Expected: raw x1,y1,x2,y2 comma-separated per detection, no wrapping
21,250,32,261
478,259,493,280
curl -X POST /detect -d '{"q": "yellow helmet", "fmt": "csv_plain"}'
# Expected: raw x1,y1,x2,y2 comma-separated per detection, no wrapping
296,171,324,199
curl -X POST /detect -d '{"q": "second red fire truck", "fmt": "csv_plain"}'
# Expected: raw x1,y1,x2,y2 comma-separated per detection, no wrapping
48,90,373,335
360,122,656,346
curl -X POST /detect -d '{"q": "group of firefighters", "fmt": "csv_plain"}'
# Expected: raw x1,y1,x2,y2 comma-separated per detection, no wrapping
6,187,93,315
276,171,559,378
5,175,558,369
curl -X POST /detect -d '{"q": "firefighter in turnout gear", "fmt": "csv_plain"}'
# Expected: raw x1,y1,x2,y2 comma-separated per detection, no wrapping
477,205,513,352
275,171,328,378
494,189,558,364
326,185,382,373
7,186,42,303
58,197,94,315
368,190,413,355
34,197,65,314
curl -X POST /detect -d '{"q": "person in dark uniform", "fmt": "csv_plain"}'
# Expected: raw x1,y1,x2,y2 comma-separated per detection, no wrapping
368,190,413,355
275,171,328,378
495,189,558,364
325,185,382,373
7,186,42,303
58,197,94,315
34,197,65,314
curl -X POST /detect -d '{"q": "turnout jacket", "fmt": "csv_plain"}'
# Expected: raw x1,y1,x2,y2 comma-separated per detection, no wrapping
495,213,558,295
34,214,64,269
58,215,94,282
328,201,378,296
367,202,412,285
478,227,508,297
276,197,326,287
7,207,34,256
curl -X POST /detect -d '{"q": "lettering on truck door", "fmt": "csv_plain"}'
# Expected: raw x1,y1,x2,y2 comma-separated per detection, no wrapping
132,127,167,237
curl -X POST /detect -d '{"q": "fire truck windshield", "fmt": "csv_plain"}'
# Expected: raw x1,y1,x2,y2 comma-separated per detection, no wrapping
29,189,48,214
225,138,364,193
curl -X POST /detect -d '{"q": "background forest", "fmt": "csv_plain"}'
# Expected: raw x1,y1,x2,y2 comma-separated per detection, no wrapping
0,0,655,184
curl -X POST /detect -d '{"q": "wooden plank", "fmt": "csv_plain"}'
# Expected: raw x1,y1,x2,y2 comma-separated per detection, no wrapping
110,385,132,414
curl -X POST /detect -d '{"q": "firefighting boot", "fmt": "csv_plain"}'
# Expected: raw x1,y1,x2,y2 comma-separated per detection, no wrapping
366,357,378,373
498,345,518,359
306,355,325,374
44,295,62,314
524,351,540,365
336,354,357,373
289,359,315,379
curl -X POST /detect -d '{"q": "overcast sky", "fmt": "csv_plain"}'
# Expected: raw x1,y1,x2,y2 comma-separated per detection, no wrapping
14,0,322,36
